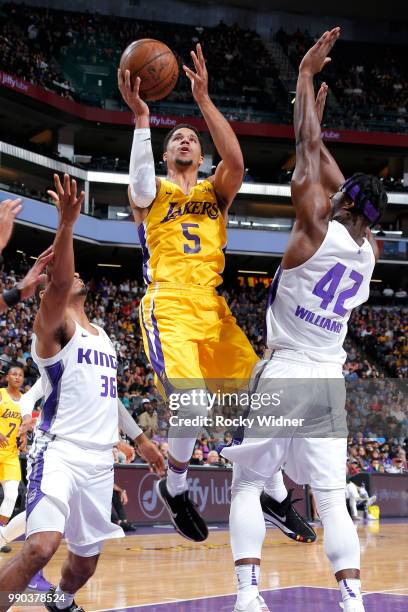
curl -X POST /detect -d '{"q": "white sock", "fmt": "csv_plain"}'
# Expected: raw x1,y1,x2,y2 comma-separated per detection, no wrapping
263,470,288,503
166,460,188,497
235,564,260,606
55,585,75,610
339,578,362,602
0,511,26,543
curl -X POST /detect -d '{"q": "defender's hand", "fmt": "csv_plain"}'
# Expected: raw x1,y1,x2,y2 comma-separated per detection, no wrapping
136,435,166,476
0,198,22,253
183,43,209,104
47,174,84,226
118,69,150,118
17,246,54,300
299,28,340,76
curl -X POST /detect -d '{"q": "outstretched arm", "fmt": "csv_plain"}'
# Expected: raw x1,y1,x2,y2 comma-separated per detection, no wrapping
291,28,340,233
315,82,345,196
184,44,244,210
33,174,84,356
118,70,159,210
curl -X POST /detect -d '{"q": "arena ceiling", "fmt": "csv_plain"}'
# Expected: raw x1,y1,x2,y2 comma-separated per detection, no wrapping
186,0,408,21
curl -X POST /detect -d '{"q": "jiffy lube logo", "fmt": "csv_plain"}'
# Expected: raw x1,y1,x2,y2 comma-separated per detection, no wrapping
138,473,165,519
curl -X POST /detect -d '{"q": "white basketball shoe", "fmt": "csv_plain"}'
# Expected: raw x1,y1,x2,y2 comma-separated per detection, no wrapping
339,598,365,611
233,595,270,611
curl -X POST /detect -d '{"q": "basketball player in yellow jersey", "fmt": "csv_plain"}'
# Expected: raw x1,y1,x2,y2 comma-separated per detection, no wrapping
118,44,306,543
0,365,30,527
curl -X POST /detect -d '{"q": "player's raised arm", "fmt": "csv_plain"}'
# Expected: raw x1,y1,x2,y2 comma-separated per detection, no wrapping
33,173,84,353
183,43,244,210
117,69,159,211
291,28,340,231
315,82,345,196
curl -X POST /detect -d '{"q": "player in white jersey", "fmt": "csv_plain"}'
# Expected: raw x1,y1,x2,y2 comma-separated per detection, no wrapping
0,380,164,593
0,173,162,612
222,29,388,612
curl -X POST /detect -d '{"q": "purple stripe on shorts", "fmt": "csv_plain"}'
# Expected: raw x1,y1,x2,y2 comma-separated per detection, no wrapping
138,223,151,285
151,307,165,374
141,301,165,378
26,442,49,517
39,360,64,433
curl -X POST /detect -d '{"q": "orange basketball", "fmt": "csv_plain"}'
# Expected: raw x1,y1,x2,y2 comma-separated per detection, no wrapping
119,38,179,102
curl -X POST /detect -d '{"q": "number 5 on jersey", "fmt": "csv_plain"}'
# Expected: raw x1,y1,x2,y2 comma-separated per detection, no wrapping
182,223,201,254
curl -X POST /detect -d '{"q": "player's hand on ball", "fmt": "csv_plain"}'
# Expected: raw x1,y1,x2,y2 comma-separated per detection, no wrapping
17,245,54,300
117,69,149,118
315,82,328,124
47,173,85,226
183,43,209,104
136,435,166,476
299,27,340,76
0,198,22,253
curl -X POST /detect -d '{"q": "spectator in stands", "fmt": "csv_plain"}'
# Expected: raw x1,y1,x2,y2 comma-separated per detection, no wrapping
111,483,137,532
206,450,223,466
137,398,158,439
190,449,204,465
386,453,406,474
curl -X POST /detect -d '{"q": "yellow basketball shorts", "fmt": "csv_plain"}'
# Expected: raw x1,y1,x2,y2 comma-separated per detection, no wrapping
0,452,21,481
139,283,259,395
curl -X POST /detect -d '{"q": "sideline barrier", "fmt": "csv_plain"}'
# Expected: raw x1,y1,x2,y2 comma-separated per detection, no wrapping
351,473,408,517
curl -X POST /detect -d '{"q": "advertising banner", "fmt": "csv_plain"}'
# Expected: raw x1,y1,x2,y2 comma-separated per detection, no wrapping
114,465,308,524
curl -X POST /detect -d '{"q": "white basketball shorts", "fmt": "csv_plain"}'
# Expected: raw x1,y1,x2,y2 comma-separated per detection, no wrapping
222,351,347,490
26,432,123,550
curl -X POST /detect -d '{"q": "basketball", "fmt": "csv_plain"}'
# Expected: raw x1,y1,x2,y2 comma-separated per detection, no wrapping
119,38,179,101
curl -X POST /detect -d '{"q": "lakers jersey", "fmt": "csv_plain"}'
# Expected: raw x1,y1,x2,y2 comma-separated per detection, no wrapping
0,388,22,455
138,178,226,287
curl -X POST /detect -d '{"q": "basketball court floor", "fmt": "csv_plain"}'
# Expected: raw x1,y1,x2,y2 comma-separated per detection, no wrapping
4,520,408,612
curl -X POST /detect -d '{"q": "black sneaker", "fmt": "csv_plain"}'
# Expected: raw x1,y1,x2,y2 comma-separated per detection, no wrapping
44,586,85,612
261,489,316,543
0,545,11,553
156,478,208,542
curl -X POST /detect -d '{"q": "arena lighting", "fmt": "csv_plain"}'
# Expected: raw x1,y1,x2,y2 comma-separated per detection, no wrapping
372,230,403,235
116,212,129,217
97,263,122,267
16,250,25,254
29,256,37,260
252,222,292,229
370,279,383,282
237,270,268,274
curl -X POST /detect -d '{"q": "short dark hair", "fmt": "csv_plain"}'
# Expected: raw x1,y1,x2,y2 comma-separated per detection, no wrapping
163,123,203,153
342,173,388,225
7,363,24,373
